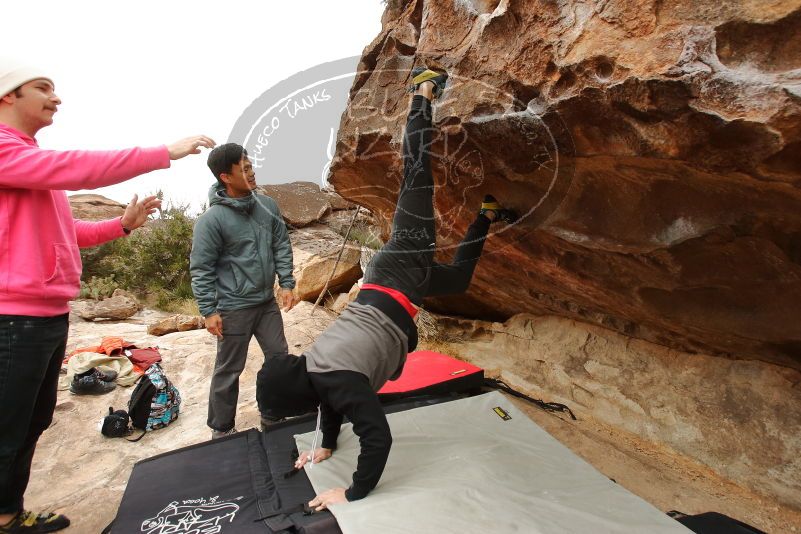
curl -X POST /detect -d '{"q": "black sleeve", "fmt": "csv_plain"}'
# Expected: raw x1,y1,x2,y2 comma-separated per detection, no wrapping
309,371,392,501
320,402,344,450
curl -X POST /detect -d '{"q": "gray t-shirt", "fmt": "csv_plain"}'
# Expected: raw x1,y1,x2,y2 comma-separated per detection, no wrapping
304,302,409,390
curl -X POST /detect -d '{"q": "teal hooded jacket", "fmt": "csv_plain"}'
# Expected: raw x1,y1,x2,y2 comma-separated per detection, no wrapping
190,183,295,317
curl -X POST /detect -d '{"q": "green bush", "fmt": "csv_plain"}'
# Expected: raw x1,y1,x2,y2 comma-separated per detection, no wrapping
145,288,200,315
78,275,118,300
347,222,384,250
80,199,196,311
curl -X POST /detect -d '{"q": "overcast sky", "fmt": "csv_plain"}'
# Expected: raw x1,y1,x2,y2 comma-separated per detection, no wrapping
1,0,385,212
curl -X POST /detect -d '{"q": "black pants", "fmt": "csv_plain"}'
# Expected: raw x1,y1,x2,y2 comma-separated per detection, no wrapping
363,95,491,305
0,314,69,514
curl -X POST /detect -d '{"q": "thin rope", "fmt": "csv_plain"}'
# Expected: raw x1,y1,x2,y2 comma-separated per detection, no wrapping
308,404,322,470
311,206,361,315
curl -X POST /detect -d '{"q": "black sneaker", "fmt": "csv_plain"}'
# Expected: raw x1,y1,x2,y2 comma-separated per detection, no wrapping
211,427,237,440
409,67,449,98
479,195,518,224
0,510,70,533
74,366,117,382
70,373,116,395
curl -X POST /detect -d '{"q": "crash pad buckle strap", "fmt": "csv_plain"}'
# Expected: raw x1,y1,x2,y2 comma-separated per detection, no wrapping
254,503,315,521
484,378,577,420
282,465,303,479
262,515,295,533
255,503,317,532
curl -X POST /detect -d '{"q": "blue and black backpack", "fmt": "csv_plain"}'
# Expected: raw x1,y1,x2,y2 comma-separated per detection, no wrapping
101,363,181,441
128,363,181,432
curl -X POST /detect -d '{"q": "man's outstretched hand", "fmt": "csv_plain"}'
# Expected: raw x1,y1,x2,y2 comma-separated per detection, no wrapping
167,135,216,160
120,194,161,231
309,487,347,512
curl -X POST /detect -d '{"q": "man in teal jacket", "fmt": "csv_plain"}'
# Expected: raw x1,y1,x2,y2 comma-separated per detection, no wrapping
190,143,298,439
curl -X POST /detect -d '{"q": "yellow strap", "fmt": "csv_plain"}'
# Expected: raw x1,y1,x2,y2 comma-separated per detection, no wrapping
412,70,441,86
20,512,37,527
481,202,501,210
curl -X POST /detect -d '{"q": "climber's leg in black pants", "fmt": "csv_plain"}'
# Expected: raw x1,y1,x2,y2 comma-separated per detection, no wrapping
363,94,438,304
424,214,492,297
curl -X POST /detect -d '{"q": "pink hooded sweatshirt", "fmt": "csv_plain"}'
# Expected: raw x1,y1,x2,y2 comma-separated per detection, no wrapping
0,123,170,316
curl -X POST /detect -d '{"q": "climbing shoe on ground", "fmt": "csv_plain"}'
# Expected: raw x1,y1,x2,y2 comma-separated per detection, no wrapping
409,67,449,98
211,427,238,440
0,510,70,533
479,195,518,224
92,367,117,382
73,366,117,383
69,373,116,395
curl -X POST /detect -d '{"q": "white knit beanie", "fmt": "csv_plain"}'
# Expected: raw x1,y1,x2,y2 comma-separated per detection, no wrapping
0,57,53,98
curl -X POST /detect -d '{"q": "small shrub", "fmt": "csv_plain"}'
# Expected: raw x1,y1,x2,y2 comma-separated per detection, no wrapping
348,223,384,250
79,275,118,300
80,198,197,312
170,298,201,316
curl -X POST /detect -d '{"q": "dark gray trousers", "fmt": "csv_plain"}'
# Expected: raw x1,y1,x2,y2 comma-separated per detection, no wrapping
207,299,288,432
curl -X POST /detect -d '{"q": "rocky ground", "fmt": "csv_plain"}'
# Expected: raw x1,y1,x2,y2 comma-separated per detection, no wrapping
27,302,335,533
25,303,801,533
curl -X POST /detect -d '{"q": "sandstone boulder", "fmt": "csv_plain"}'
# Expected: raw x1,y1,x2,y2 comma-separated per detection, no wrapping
289,225,362,301
325,282,362,314
322,187,356,210
325,292,351,314
76,289,140,321
147,314,205,336
346,280,361,302
258,182,331,227
320,209,355,236
329,0,801,370
69,194,126,221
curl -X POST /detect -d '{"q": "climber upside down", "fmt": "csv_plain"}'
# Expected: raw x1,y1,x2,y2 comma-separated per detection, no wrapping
256,67,517,511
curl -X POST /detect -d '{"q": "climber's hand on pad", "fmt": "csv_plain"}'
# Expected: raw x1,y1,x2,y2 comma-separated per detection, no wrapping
309,487,347,511
295,447,332,469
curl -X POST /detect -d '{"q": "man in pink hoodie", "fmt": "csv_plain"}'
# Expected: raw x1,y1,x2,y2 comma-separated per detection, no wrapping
0,57,215,533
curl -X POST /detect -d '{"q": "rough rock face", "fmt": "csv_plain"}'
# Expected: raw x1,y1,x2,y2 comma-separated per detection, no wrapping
258,182,332,227
329,0,801,369
324,282,362,314
322,187,357,210
147,314,205,336
75,289,140,321
289,225,362,301
434,313,801,507
69,194,126,221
